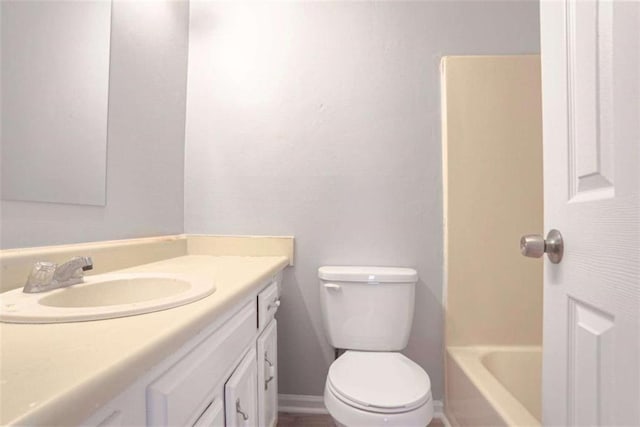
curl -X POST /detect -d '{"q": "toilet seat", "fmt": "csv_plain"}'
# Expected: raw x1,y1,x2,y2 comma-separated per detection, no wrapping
327,351,432,413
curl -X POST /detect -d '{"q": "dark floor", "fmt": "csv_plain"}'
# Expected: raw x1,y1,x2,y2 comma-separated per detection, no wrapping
277,412,445,427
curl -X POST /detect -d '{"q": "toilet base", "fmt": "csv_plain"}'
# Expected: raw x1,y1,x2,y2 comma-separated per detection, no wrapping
324,383,433,427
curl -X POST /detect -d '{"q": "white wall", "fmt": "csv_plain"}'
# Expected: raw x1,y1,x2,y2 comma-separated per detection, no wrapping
0,0,189,249
185,1,540,398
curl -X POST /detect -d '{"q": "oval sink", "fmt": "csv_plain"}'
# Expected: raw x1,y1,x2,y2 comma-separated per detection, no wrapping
40,276,193,308
0,273,216,323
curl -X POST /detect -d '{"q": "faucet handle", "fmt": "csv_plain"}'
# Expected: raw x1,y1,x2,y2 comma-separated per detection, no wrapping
23,257,93,293
24,261,57,293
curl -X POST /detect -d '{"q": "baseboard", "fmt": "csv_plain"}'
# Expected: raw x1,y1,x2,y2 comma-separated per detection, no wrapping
278,394,450,426
433,400,452,427
278,394,328,414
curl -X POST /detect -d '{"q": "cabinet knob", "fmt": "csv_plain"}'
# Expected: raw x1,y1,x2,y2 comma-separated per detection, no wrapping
268,299,281,311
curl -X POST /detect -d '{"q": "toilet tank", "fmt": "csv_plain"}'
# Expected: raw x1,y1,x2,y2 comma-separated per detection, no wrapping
318,266,418,351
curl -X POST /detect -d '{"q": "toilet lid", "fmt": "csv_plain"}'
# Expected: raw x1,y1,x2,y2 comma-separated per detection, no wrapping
327,351,431,411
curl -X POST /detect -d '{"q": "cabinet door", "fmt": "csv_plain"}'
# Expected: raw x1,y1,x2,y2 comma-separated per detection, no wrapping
257,320,278,427
225,348,258,427
147,303,257,426
193,398,225,427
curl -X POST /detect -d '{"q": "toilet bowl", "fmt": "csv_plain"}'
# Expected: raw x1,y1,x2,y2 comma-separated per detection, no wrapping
318,266,433,427
324,351,433,427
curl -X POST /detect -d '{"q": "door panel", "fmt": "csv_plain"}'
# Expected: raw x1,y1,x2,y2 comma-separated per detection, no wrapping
540,0,639,425
567,0,615,200
567,298,615,426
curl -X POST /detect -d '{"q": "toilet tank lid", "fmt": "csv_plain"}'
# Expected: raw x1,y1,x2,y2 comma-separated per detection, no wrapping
318,266,418,283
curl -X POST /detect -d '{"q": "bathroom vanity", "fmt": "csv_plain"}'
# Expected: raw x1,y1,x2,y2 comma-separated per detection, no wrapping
0,237,291,427
85,263,282,427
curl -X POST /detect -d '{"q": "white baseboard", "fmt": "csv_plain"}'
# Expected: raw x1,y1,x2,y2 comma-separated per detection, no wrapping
278,394,328,414
278,394,450,426
433,400,452,427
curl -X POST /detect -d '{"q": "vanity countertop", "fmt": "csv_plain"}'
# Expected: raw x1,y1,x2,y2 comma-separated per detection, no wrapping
0,254,289,426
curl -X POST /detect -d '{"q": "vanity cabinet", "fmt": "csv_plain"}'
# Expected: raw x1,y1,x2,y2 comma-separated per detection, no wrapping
82,272,282,427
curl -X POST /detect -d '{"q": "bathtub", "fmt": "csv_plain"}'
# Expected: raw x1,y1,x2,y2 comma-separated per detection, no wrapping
445,346,542,427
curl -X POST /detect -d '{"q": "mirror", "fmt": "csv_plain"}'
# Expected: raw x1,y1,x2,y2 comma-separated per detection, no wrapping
1,0,112,206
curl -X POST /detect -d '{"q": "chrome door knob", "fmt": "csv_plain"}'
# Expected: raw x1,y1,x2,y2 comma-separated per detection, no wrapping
520,229,564,264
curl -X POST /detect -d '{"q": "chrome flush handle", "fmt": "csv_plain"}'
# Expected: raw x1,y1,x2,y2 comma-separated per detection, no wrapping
520,229,564,264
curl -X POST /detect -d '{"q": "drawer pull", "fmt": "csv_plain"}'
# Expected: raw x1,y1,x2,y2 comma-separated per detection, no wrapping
236,399,249,421
264,355,275,389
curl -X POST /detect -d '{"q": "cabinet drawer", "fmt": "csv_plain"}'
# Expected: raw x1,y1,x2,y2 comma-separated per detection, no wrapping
146,302,256,426
258,282,279,331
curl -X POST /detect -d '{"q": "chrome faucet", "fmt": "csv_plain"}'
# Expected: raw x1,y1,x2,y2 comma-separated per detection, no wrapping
23,256,93,293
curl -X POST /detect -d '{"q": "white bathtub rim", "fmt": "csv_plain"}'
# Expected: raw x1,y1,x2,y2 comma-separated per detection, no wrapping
447,346,541,427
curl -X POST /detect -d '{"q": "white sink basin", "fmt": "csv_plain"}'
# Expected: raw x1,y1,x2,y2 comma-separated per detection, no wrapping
0,273,216,323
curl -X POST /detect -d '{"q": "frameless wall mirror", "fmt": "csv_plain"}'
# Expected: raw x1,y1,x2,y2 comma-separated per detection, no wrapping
1,0,112,206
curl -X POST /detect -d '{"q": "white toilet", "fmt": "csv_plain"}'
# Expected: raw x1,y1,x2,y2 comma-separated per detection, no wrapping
319,266,433,427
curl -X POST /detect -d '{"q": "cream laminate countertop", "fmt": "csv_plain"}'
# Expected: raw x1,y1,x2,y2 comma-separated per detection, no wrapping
0,255,289,426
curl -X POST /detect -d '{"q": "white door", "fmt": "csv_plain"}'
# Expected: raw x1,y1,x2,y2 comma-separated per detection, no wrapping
540,1,639,426
225,348,258,427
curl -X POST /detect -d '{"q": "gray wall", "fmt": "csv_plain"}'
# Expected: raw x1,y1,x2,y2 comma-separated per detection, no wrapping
0,0,189,249
185,1,540,399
